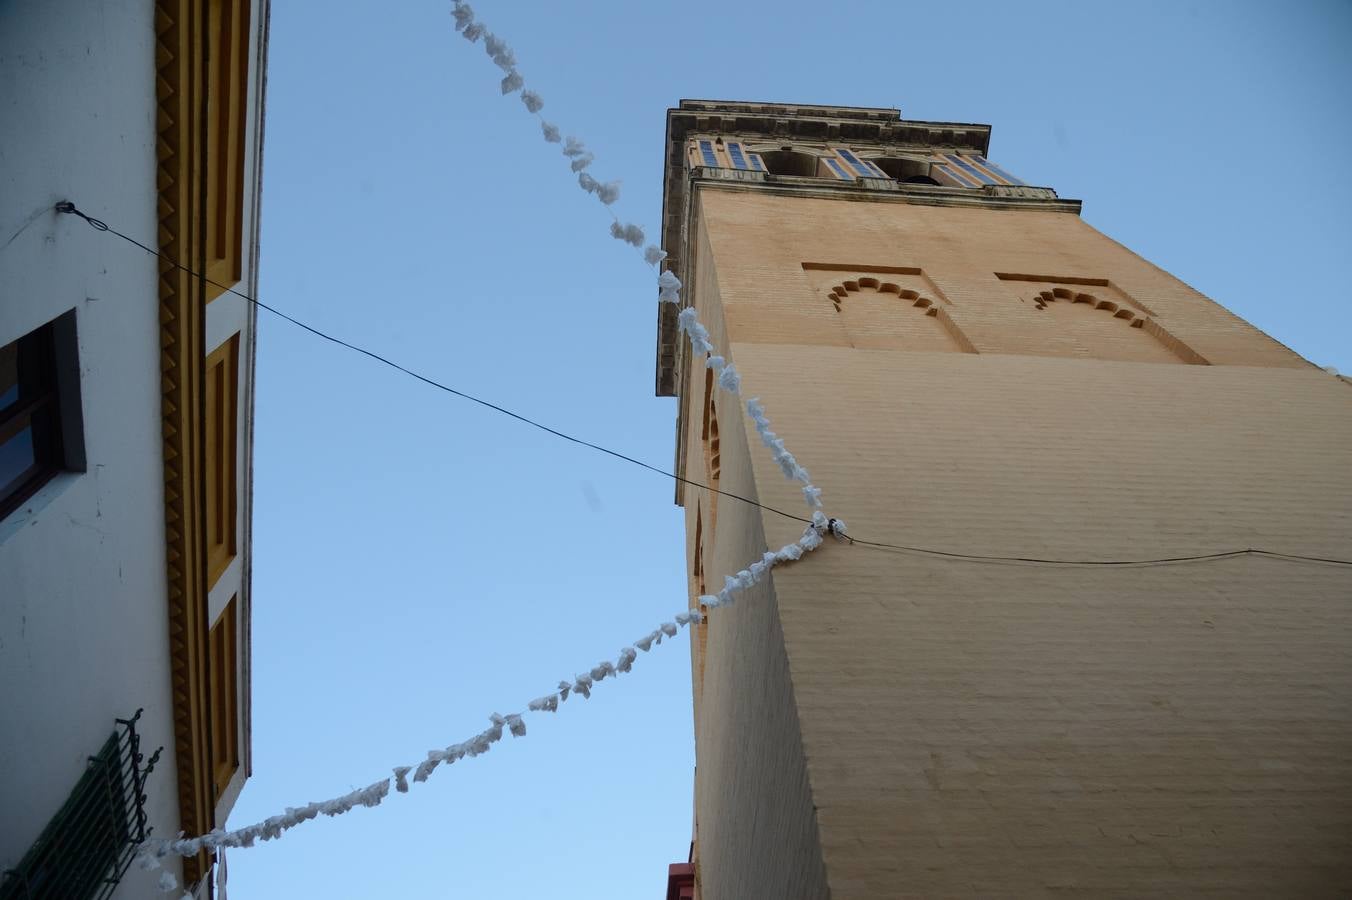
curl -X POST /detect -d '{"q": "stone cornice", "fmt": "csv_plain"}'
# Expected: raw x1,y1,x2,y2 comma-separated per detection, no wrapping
654,100,1078,398
670,99,993,153
692,167,1078,211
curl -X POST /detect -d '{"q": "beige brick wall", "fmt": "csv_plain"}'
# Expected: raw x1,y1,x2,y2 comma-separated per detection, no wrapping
696,190,1306,369
680,186,1352,898
684,218,831,900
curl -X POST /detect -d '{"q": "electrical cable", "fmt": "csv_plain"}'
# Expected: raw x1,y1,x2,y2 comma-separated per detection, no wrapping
54,201,813,528
844,538,1352,568
55,201,1352,570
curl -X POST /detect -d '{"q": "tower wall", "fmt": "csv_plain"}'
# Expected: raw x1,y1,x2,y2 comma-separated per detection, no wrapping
679,183,1352,897
682,219,830,900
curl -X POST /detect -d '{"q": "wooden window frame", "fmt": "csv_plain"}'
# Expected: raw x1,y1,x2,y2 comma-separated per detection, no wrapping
209,598,240,800
701,367,721,522
205,334,240,587
1,311,84,520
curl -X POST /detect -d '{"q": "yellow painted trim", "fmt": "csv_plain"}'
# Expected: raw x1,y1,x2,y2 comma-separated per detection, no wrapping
205,334,239,587
210,597,241,801
154,0,252,875
204,0,250,301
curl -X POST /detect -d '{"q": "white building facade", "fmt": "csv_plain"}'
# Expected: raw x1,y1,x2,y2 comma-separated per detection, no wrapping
0,0,268,895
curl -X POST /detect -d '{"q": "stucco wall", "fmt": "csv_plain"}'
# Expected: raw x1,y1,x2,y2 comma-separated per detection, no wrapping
1,0,265,894
683,187,1352,897
0,1,180,896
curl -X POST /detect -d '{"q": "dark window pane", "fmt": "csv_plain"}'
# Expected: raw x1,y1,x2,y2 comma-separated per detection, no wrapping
825,158,853,180
0,423,37,495
2,312,80,519
945,152,997,185
0,342,16,413
837,148,874,178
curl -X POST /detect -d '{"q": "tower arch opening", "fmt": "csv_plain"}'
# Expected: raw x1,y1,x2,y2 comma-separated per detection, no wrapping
869,155,938,184
757,149,820,177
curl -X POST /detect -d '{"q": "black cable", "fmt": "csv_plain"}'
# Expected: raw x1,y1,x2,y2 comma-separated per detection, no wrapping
53,201,813,528
56,200,1352,570
844,538,1352,568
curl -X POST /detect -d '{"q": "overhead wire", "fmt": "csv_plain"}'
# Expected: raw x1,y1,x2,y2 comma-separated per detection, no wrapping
55,202,1352,570
844,538,1352,568
54,201,813,528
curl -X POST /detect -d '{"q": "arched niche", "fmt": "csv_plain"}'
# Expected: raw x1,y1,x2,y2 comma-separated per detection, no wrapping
825,279,975,353
1028,288,1204,364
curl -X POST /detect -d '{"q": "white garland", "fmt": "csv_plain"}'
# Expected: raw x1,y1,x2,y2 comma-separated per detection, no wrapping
666,295,827,512
444,0,832,519
449,2,649,248
140,5,849,878
451,0,845,653
136,525,830,877
700,517,839,609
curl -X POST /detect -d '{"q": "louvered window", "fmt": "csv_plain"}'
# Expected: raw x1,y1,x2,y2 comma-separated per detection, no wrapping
824,158,853,180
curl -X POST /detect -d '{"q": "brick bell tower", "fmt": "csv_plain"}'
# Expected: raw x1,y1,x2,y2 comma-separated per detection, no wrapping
656,100,1352,899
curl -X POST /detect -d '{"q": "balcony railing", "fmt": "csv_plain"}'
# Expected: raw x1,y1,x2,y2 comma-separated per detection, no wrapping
1,710,163,900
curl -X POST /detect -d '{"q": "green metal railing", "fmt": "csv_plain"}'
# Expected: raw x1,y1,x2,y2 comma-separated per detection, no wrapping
1,710,163,900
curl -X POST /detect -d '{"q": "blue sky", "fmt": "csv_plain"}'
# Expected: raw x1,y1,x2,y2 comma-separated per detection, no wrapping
226,1,1352,895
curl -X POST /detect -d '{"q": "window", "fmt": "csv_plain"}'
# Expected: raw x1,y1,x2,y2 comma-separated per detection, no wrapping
823,157,853,180
939,152,1029,188
204,0,252,301
973,154,1024,185
0,311,83,520
701,368,721,513
692,139,765,171
205,335,239,586
931,161,980,187
836,148,884,178
691,511,709,705
209,598,240,800
944,152,997,185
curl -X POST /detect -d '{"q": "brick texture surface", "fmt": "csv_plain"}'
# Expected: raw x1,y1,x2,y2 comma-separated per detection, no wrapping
685,219,831,900
680,187,1352,898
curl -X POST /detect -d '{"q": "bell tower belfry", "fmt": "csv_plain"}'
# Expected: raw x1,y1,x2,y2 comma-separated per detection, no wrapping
657,100,1352,898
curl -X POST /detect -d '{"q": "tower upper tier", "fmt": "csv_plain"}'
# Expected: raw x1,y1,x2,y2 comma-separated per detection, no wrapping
655,100,1077,396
